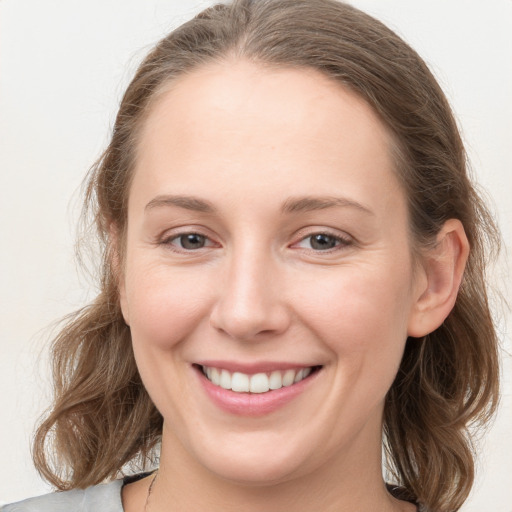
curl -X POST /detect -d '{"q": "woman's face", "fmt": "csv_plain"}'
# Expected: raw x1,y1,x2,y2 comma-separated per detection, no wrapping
119,61,427,484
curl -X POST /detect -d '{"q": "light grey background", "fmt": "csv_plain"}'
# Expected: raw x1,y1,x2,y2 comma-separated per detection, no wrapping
1,0,510,509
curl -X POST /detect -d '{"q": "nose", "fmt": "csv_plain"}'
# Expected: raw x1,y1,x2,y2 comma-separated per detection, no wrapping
209,249,291,341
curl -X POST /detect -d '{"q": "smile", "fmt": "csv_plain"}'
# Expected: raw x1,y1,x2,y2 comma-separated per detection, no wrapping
200,365,318,393
195,363,323,416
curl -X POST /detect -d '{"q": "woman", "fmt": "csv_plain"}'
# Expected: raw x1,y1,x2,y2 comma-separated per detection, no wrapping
2,0,501,511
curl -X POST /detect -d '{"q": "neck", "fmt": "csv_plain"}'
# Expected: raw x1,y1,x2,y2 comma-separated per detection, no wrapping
142,422,413,512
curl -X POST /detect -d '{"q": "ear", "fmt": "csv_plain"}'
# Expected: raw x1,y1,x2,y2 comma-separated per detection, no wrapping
407,219,469,337
109,224,130,326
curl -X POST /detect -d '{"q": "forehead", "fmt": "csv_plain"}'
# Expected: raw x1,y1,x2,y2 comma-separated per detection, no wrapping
139,59,393,152
131,60,403,216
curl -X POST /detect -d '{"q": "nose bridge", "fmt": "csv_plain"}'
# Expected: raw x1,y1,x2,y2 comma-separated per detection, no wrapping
210,238,289,340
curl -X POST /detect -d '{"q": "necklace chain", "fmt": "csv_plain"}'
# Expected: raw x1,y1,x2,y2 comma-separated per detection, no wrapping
143,471,158,512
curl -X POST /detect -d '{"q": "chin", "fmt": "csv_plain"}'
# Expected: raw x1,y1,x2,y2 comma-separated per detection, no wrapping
188,429,317,486
203,453,307,486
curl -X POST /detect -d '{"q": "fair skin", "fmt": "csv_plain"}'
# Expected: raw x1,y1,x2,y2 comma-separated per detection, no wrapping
119,61,468,512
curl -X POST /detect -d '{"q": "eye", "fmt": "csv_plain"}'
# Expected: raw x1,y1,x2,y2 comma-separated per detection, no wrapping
294,232,351,251
179,233,207,249
164,233,213,251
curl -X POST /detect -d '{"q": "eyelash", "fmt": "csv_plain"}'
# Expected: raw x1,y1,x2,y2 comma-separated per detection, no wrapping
159,229,353,255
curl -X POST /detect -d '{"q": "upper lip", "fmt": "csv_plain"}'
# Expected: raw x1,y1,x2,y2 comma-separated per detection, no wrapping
194,360,320,374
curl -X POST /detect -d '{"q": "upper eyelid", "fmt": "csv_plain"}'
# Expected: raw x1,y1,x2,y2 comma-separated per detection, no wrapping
291,227,353,243
292,234,351,249
159,225,217,241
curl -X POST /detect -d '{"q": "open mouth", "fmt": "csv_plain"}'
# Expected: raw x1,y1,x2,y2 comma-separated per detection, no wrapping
196,364,322,394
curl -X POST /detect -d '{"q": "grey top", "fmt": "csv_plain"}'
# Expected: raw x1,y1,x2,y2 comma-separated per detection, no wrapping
1,479,125,512
2,477,424,511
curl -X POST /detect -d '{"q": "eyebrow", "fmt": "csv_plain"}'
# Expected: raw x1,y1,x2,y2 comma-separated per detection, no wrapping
145,195,216,213
144,194,374,216
281,196,374,215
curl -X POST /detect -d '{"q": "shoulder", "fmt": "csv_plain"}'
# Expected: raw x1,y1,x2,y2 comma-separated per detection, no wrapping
1,479,124,512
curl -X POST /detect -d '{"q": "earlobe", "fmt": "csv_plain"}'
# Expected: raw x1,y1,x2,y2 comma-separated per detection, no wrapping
407,219,469,338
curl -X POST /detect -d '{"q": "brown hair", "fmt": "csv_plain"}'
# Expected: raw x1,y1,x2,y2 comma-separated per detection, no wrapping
33,1,501,510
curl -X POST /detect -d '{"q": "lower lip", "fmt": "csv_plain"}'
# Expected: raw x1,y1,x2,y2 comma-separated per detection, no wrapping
196,367,320,416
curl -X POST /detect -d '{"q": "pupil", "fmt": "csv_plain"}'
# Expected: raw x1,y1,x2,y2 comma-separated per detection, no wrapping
181,234,205,249
311,234,336,250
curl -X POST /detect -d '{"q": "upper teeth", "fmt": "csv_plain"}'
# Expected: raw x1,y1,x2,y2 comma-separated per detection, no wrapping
202,366,313,393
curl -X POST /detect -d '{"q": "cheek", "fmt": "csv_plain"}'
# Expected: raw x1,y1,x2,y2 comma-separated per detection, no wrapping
124,263,217,417
308,267,414,421
125,262,214,350
295,262,414,360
